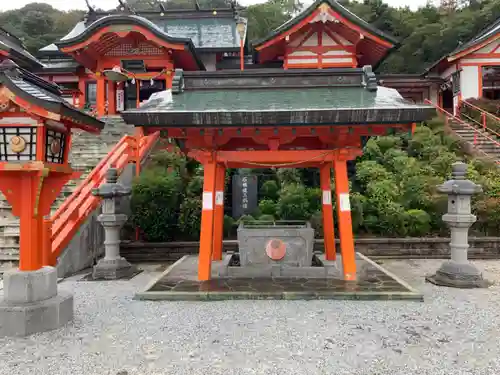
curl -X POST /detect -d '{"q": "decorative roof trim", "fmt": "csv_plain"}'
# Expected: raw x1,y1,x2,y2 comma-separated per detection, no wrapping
0,60,104,132
448,17,500,60
55,15,205,70
172,69,184,94
362,66,377,92
252,0,399,50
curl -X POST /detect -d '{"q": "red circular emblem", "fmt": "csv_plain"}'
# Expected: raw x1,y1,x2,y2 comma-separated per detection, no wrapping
265,239,286,260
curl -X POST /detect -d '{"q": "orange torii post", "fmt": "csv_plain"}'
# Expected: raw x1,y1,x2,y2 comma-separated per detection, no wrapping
198,154,217,281
212,163,226,261
320,163,336,261
334,159,357,281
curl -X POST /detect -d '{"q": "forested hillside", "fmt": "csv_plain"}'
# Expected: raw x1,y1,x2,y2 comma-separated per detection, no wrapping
1,0,499,74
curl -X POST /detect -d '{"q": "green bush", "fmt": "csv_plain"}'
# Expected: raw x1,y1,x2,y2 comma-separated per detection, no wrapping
260,180,280,201
258,199,277,216
238,214,255,225
258,214,275,222
406,209,431,236
474,197,500,236
277,183,312,221
130,168,183,242
223,215,235,237
178,197,201,239
305,187,322,214
277,168,301,185
309,211,323,238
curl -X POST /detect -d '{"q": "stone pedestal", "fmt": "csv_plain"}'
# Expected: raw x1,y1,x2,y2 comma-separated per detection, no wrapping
91,168,136,280
0,266,73,337
426,162,491,288
427,261,490,288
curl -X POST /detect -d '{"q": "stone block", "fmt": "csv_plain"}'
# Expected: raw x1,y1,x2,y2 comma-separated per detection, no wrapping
237,222,315,267
227,265,273,278
3,266,57,304
0,291,73,337
280,266,326,278
92,257,137,280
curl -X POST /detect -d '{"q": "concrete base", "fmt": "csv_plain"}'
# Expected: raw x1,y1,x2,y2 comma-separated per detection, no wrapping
92,257,137,280
220,253,343,278
0,267,73,337
426,261,492,288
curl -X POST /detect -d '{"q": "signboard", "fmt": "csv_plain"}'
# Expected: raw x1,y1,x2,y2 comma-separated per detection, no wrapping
232,174,258,218
116,89,125,112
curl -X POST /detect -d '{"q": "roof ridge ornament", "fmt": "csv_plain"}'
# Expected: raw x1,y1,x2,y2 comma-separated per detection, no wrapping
362,65,377,92
117,0,137,14
172,69,184,94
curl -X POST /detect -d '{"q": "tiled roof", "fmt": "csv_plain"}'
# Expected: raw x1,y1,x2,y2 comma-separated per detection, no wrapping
0,28,43,68
450,17,500,57
0,60,104,131
40,11,242,53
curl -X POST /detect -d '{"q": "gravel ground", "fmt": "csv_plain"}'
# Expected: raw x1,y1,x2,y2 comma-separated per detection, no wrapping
1,260,500,375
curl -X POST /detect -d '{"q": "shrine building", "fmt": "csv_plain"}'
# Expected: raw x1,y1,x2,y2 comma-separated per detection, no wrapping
30,0,500,115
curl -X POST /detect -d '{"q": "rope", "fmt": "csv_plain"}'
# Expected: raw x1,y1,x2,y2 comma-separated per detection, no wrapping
192,147,358,168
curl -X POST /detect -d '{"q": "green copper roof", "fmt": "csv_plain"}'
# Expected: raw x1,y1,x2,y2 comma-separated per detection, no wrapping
139,86,412,112
122,68,435,127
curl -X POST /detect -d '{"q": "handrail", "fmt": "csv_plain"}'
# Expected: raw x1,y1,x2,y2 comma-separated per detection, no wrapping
424,100,500,164
461,99,500,125
46,131,160,264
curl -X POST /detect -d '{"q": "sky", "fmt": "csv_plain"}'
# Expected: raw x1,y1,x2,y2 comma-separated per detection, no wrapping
0,0,433,12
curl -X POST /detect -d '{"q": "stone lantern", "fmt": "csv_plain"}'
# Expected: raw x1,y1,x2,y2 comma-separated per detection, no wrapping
427,162,491,288
0,60,104,336
91,168,136,279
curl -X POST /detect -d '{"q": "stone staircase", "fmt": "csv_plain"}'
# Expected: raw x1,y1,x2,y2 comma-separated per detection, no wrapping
449,119,500,163
0,116,136,267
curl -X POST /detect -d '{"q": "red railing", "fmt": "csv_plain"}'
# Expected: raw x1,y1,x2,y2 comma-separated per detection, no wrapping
459,99,500,139
44,131,160,265
424,99,500,164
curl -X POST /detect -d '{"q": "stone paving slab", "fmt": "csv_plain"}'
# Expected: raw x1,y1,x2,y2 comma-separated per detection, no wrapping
135,253,422,301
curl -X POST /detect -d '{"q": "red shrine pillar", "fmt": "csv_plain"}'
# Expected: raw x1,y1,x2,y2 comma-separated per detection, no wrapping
107,81,117,115
198,156,217,280
333,159,356,281
0,165,79,271
78,78,86,109
212,163,226,261
96,73,106,117
320,163,336,260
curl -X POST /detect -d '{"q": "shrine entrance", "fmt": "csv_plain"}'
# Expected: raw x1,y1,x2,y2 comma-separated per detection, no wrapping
55,14,203,116
123,67,435,288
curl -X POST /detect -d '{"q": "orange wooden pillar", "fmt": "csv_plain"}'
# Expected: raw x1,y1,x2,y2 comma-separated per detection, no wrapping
198,157,217,280
320,163,336,260
333,160,356,281
212,163,226,261
107,81,116,115
96,74,106,117
0,168,76,271
78,78,86,109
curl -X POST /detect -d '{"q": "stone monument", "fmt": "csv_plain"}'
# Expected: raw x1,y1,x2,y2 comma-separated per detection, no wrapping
426,162,491,288
91,168,136,280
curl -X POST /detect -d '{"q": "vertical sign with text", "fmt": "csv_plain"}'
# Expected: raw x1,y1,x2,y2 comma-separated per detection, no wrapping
232,174,258,218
